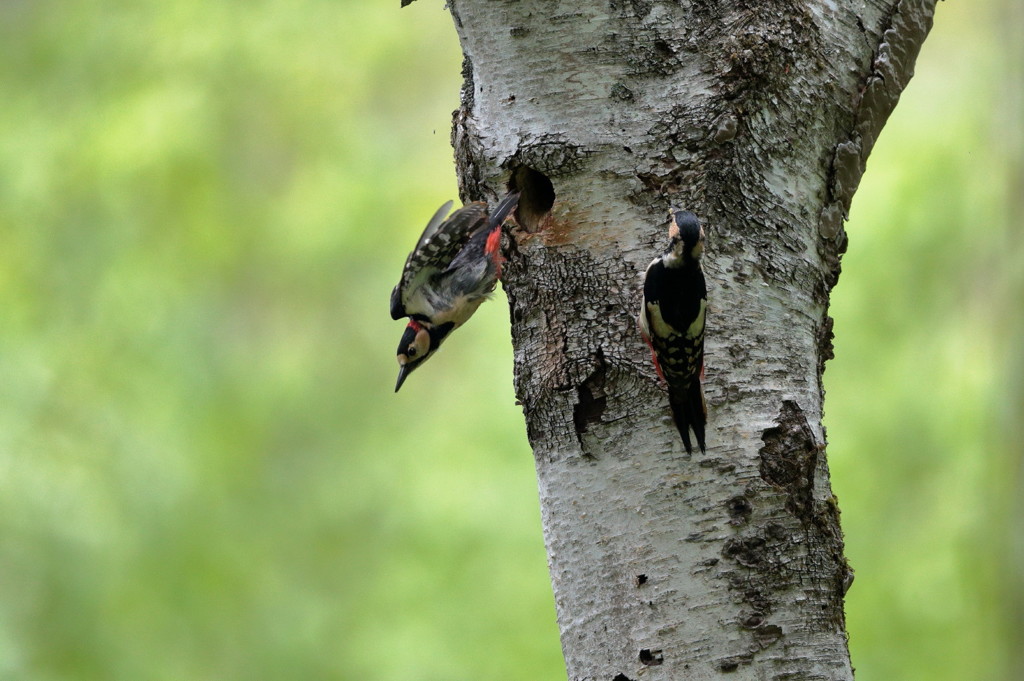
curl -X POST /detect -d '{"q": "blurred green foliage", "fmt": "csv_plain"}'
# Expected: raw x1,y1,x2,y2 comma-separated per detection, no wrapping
828,2,1022,680
0,1,1018,680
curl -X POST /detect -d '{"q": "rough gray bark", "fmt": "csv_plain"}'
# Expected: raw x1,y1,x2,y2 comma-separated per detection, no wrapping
444,1,936,678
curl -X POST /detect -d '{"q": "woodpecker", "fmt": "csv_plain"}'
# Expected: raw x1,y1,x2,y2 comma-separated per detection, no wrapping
391,191,520,391
639,210,707,453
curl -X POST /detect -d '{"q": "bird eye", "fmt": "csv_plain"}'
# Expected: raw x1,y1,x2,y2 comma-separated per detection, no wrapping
406,347,417,358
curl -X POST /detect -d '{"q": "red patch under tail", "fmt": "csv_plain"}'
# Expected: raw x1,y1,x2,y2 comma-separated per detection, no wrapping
484,226,504,278
643,337,666,383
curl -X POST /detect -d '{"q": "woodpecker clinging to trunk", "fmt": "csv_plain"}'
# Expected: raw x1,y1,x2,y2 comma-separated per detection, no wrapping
391,191,520,391
639,210,708,453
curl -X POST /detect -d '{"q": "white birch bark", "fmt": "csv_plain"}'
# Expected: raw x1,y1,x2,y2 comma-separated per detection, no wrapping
440,0,937,678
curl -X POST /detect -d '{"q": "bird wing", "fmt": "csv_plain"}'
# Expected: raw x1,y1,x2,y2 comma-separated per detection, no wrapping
638,256,660,344
390,201,488,320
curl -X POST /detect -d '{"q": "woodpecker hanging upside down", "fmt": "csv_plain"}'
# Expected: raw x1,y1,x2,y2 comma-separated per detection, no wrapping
639,210,708,453
391,191,520,391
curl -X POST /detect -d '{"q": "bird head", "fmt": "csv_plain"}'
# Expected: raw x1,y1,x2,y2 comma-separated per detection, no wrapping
667,210,704,263
394,319,454,391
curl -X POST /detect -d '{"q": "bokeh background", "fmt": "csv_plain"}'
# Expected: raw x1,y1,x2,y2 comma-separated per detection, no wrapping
0,1,1019,679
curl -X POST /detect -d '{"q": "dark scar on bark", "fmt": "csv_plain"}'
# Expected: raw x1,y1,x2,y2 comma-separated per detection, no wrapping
573,349,608,441
727,494,753,524
639,648,664,666
758,400,818,523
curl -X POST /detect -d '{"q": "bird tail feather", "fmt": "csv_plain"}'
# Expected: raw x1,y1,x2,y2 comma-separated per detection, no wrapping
669,380,706,454
488,191,520,229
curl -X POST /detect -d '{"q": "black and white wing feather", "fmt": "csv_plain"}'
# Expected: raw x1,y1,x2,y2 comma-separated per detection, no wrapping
390,201,488,320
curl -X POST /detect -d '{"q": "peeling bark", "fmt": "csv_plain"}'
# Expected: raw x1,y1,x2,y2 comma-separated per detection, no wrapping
442,0,936,678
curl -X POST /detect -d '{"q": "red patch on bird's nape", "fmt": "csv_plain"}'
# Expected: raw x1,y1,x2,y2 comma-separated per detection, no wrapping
408,319,424,332
484,226,504,277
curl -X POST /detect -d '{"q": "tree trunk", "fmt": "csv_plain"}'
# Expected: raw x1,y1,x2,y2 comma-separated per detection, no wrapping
445,0,936,678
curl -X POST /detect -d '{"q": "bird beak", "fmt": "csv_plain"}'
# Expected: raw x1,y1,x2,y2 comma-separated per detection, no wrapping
395,365,411,392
